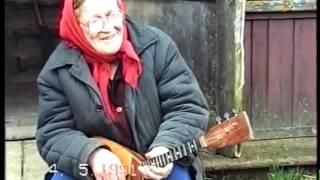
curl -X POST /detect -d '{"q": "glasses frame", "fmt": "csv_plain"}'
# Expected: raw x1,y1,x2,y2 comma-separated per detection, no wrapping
79,11,123,35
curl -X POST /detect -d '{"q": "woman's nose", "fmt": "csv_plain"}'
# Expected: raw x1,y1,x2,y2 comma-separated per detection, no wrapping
100,18,114,32
102,24,113,32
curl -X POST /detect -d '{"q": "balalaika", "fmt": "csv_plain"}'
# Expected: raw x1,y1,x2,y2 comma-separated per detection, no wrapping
96,111,254,180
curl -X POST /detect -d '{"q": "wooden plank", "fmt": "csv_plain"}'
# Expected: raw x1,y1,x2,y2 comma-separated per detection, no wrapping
246,12,316,20
5,4,59,33
243,20,252,119
246,0,317,12
267,19,294,129
253,126,315,140
5,0,59,6
201,137,316,171
5,79,39,128
23,140,49,180
292,19,317,132
5,141,22,180
5,126,37,140
251,20,268,129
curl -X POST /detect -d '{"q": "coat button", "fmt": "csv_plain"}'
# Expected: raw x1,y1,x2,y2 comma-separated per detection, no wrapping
96,105,103,112
116,107,123,113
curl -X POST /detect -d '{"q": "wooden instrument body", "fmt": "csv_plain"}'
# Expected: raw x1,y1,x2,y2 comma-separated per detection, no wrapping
97,137,145,180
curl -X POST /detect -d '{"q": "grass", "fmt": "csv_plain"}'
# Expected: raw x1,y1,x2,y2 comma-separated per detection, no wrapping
267,166,316,180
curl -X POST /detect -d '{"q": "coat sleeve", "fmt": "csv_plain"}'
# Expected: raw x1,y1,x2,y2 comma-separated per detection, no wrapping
36,71,106,180
148,38,210,167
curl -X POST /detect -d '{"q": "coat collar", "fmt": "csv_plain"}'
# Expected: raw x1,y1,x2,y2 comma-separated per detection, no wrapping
48,16,158,70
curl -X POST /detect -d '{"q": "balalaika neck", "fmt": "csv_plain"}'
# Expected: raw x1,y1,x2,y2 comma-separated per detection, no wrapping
140,137,205,167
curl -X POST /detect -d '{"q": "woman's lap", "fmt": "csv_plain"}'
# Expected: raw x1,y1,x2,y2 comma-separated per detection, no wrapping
49,164,191,180
166,164,191,180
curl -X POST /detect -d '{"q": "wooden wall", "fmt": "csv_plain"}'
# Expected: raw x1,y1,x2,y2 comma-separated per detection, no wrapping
5,0,244,124
5,2,60,75
244,11,317,139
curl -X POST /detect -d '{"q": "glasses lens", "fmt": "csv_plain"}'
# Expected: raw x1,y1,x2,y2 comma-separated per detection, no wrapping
108,12,122,24
88,19,103,34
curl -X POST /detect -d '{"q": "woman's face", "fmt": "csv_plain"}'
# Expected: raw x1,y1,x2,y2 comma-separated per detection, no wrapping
77,0,124,55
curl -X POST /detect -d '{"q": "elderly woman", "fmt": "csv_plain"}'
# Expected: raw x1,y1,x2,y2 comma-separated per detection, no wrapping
36,0,209,179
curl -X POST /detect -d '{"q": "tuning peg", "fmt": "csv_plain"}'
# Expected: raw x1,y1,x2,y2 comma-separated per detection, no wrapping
223,112,230,120
230,109,237,117
215,116,222,124
232,109,238,115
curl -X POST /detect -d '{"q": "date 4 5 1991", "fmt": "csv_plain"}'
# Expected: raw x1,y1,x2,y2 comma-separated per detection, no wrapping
48,163,137,177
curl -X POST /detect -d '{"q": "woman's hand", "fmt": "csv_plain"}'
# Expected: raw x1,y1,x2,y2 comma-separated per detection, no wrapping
138,147,174,180
89,148,126,180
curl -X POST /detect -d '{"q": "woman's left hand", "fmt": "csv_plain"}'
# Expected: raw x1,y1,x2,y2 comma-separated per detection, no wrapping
138,146,174,180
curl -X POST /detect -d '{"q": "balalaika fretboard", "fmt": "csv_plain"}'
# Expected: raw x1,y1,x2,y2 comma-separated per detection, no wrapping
140,139,202,167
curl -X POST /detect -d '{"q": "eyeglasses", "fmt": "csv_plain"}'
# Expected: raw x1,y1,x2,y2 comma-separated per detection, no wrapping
80,11,123,35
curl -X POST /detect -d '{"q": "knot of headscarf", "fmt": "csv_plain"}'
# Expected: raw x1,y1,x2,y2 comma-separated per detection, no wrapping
59,0,142,120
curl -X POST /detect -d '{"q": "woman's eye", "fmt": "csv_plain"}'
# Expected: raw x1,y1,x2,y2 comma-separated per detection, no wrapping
90,18,100,23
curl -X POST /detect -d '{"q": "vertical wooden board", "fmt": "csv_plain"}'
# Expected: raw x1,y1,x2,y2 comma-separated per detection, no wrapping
127,1,218,112
268,19,294,128
251,20,269,129
293,18,317,130
6,141,22,180
244,20,252,118
23,140,49,180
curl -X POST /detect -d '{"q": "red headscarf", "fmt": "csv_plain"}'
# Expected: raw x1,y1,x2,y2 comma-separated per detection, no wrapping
59,0,142,120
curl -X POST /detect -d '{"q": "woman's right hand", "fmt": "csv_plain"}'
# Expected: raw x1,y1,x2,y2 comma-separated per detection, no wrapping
89,148,126,180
